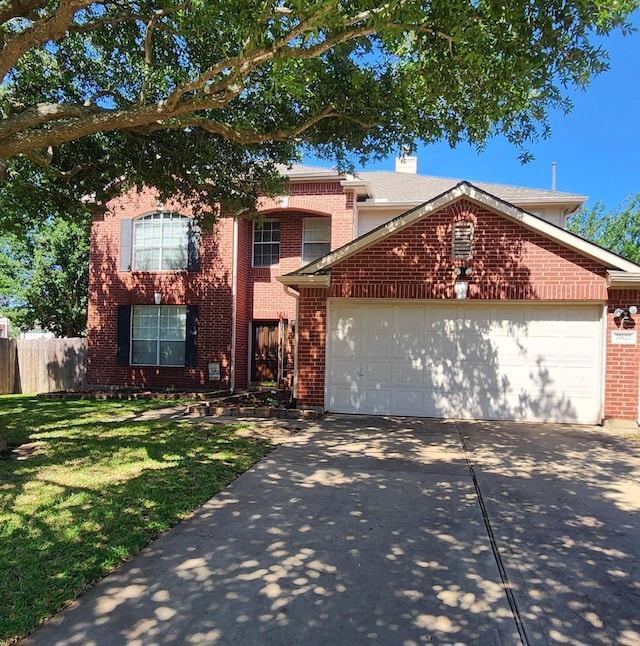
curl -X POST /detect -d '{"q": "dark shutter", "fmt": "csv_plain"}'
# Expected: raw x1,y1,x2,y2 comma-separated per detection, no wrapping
117,305,131,365
187,224,200,271
119,219,133,271
185,305,198,367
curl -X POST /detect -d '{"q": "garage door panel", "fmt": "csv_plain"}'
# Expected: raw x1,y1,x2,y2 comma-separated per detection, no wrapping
394,359,425,385
363,360,393,383
363,331,393,356
392,390,426,415
328,385,362,412
362,388,392,413
363,305,394,329
399,307,428,330
328,358,361,385
394,333,428,359
327,301,603,424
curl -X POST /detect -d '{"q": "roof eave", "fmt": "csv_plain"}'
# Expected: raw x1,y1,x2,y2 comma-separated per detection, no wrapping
340,178,371,198
607,271,640,289
276,274,331,290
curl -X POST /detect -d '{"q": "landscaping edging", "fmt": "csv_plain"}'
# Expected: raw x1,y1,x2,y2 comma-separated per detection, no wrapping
37,390,228,401
185,402,322,421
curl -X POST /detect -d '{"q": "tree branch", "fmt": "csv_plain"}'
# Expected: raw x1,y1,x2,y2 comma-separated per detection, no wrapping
141,106,375,144
23,151,84,179
0,0,101,82
0,0,50,25
140,1,191,104
164,1,341,109
0,102,102,139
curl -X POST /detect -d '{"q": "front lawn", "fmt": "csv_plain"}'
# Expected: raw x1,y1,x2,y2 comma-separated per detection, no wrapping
0,396,275,644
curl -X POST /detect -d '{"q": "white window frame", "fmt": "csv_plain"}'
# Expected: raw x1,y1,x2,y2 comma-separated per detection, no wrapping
130,305,187,366
302,217,331,264
132,211,190,271
252,219,280,267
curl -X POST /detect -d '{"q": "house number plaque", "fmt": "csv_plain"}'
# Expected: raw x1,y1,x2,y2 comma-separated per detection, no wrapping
611,330,637,345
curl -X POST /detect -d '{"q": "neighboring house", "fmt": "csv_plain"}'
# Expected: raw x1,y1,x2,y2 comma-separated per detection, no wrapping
87,159,640,425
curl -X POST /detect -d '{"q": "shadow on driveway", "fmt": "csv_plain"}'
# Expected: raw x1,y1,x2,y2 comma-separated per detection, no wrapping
23,416,640,645
459,420,640,645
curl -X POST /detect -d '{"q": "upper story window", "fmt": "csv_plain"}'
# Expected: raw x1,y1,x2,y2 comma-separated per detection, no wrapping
133,212,189,271
302,217,331,264
452,222,474,260
253,219,280,267
131,305,186,366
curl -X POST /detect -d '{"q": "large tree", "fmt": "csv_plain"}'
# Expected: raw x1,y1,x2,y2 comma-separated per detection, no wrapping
0,0,637,226
568,195,640,264
0,217,90,337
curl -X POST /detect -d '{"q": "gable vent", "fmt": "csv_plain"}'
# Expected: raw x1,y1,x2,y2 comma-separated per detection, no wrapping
452,222,474,259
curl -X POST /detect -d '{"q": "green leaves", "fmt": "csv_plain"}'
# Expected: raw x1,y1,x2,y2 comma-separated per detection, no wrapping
0,217,91,337
568,194,640,263
0,0,638,226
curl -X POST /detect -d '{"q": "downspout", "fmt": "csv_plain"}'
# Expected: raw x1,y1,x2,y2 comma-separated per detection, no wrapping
352,189,359,239
283,285,299,399
230,217,238,393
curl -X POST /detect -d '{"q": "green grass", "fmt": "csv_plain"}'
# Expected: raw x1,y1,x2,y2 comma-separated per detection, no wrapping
0,395,273,644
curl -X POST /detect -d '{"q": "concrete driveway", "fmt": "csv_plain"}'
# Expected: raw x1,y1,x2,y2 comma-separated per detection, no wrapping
23,416,640,645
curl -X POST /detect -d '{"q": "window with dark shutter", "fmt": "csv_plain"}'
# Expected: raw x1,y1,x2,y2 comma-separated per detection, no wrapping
452,222,474,260
185,306,198,367
116,305,131,365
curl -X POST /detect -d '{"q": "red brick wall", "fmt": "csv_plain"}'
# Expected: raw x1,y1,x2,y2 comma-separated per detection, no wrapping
245,181,354,387
87,189,234,390
605,290,640,420
88,177,355,392
295,199,640,421
330,201,608,300
296,288,327,406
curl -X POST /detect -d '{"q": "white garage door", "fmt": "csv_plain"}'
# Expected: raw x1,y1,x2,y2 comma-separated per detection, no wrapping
326,300,604,424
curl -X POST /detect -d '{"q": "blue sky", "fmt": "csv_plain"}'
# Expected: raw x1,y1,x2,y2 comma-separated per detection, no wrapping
308,13,640,212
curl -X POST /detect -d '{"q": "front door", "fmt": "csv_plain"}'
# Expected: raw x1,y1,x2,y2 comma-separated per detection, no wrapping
251,321,285,383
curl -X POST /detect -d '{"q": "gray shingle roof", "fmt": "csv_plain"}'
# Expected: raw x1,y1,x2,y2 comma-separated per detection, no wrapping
277,164,586,204
357,170,586,203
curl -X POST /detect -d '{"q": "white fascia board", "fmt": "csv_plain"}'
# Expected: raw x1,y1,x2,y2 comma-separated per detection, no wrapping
358,200,423,209
357,196,585,209
340,179,371,198
607,271,640,288
510,195,587,205
299,183,640,276
286,170,345,182
276,274,331,288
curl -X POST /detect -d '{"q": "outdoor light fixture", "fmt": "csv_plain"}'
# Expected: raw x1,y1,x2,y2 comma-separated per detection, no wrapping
154,293,162,305
454,281,469,300
614,305,637,322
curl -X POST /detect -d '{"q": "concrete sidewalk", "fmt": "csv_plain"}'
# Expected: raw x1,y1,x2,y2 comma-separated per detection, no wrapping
22,416,640,645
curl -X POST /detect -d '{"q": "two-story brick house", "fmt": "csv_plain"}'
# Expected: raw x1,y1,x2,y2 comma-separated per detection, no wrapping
87,160,640,425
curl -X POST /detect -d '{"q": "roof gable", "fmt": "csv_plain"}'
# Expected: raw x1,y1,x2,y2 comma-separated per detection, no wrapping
279,182,640,286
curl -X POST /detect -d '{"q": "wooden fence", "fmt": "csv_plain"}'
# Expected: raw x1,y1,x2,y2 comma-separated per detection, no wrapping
0,337,87,395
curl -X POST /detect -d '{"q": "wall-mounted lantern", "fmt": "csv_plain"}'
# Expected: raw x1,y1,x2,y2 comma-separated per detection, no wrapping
614,305,637,326
154,293,162,305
